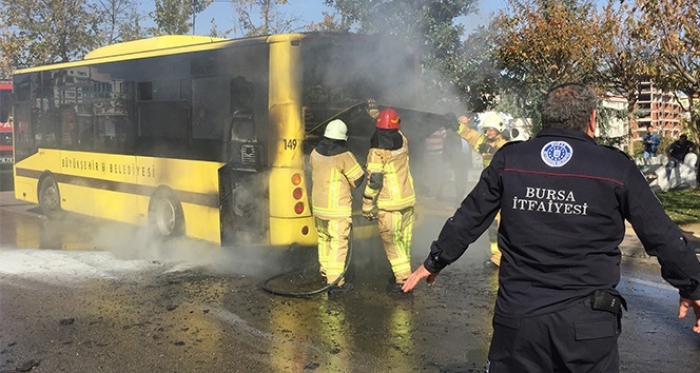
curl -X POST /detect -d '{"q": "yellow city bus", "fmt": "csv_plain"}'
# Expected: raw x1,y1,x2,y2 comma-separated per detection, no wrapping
12,33,441,247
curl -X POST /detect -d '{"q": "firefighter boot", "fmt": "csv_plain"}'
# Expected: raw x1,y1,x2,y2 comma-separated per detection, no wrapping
328,282,354,296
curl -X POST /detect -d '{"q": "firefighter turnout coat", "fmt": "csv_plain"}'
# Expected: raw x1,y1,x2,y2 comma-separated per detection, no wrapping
310,140,364,219
363,131,416,211
363,129,416,283
310,139,364,284
457,123,508,167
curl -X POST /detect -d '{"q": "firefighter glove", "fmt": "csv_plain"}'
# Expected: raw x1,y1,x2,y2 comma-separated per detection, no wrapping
444,112,459,132
362,197,378,221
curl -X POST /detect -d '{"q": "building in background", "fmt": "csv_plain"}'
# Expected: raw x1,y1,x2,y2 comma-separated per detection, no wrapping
634,80,685,140
600,93,628,140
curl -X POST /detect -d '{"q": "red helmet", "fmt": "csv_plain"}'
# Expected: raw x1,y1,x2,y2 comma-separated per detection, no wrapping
376,108,400,130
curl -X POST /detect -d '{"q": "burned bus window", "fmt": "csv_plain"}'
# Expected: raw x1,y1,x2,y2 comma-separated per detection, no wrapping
138,82,153,101
191,56,216,76
230,76,254,114
192,77,230,140
139,101,188,139
154,79,180,101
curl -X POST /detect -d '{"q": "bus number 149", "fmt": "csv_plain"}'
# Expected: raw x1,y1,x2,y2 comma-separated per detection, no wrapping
283,139,298,150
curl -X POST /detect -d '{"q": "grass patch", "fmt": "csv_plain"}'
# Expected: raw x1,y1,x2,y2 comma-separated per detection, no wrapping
655,188,700,225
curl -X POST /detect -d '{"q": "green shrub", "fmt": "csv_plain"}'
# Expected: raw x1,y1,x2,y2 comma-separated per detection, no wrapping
656,188,700,225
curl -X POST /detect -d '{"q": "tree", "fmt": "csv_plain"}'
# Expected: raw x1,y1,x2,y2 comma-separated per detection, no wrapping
305,11,352,32
491,0,624,140
494,0,609,95
152,0,211,35
596,1,655,155
94,0,142,45
0,0,101,73
454,25,503,113
324,0,479,110
232,0,302,36
118,8,148,41
637,0,700,137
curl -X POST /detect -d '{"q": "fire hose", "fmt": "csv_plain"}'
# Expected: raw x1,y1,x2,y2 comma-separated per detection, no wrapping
261,230,354,297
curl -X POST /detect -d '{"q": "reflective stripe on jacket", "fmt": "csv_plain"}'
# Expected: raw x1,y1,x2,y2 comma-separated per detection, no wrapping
457,123,508,167
364,132,416,211
310,149,364,219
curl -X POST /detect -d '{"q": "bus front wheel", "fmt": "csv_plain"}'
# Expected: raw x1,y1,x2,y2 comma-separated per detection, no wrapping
39,176,65,220
149,191,184,238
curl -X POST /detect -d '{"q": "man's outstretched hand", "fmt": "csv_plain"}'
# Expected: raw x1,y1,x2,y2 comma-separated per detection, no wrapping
402,265,438,293
678,297,700,333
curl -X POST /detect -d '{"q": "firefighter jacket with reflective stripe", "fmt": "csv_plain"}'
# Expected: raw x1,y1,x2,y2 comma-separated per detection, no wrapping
364,132,416,211
310,148,364,219
423,128,700,317
457,123,508,167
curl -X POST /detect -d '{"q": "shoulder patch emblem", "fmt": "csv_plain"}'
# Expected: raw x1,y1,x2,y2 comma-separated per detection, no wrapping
541,141,573,167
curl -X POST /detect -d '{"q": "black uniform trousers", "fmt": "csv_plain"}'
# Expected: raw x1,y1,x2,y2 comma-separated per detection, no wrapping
486,298,621,373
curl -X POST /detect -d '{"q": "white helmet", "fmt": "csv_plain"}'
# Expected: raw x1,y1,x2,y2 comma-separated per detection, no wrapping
479,111,506,133
324,119,348,140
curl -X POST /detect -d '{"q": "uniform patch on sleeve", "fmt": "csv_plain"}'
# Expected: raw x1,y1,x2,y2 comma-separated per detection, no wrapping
541,141,573,167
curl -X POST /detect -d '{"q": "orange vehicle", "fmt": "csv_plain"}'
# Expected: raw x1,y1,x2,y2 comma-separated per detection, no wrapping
0,80,12,174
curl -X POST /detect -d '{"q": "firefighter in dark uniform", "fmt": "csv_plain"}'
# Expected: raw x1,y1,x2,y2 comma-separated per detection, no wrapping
403,83,700,372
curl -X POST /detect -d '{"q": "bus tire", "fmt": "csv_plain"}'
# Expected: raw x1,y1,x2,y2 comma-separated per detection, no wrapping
149,190,185,239
39,175,65,220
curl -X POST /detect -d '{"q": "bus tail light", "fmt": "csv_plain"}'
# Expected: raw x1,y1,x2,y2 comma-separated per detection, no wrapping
294,202,304,214
291,173,302,186
301,226,309,235
292,187,303,200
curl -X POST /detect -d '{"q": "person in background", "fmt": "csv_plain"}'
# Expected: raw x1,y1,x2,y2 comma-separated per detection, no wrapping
443,125,471,205
447,112,508,268
310,119,365,295
665,133,696,186
423,126,448,199
642,124,660,159
403,82,700,372
363,105,416,293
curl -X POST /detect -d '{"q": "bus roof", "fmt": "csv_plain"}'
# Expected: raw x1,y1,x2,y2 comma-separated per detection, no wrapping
84,35,229,60
13,34,307,75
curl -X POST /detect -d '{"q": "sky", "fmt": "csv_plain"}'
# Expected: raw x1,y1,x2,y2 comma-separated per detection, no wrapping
140,0,508,38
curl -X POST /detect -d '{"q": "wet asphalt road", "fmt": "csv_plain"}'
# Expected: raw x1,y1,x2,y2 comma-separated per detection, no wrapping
1,187,700,373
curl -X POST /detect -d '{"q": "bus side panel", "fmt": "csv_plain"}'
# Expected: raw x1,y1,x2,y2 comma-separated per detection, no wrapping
136,156,223,245
13,149,63,204
181,203,221,244
59,152,135,225
59,185,95,217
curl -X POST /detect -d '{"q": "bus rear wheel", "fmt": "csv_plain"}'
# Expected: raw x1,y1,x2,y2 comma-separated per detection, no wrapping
39,175,65,220
149,191,184,238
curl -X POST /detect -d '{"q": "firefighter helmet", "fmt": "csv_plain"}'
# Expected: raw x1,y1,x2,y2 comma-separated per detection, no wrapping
479,111,506,133
324,119,348,140
376,108,401,130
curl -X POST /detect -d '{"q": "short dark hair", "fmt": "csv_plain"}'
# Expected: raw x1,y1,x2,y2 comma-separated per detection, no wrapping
680,133,688,139
541,83,598,131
